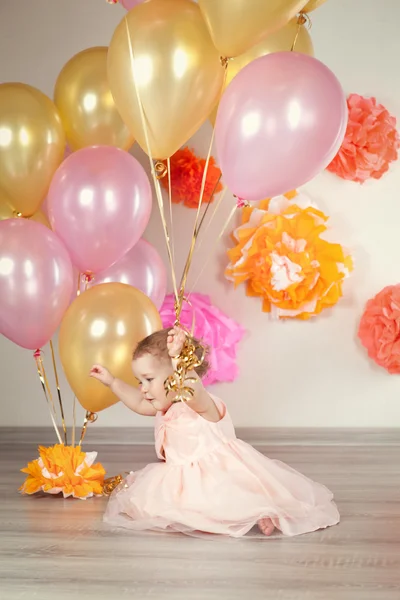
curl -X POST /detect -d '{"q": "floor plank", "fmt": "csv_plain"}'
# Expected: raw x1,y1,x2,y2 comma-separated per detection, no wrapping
0,439,399,600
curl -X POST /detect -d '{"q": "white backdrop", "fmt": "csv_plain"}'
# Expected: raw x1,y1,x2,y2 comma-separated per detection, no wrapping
1,0,400,428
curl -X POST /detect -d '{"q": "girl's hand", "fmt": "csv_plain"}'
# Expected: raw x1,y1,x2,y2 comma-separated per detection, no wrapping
167,326,186,358
90,365,114,387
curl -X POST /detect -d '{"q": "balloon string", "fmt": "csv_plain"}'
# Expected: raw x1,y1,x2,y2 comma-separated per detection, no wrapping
124,17,179,305
191,173,223,253
77,271,82,297
291,12,311,51
78,411,98,447
166,157,175,267
188,193,235,296
175,60,229,322
72,395,77,448
49,340,68,445
33,350,63,445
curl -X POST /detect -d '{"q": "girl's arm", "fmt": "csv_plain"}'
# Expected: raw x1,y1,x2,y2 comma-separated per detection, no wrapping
90,366,156,417
167,329,221,423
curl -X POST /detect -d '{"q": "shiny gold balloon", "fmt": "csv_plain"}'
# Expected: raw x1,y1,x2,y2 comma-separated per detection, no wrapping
0,83,65,217
198,0,308,58
54,47,134,151
303,0,328,11
59,283,162,413
108,0,224,159
209,18,314,126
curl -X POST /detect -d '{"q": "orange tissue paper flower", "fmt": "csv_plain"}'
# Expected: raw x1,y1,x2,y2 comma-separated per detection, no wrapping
327,93,400,183
225,191,353,320
20,444,106,499
160,146,223,208
358,285,400,374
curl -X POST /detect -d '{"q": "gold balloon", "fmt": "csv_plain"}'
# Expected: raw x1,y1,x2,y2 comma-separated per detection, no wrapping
0,83,65,217
108,0,224,159
209,19,314,126
303,0,328,11
59,283,162,413
198,0,308,58
54,47,134,151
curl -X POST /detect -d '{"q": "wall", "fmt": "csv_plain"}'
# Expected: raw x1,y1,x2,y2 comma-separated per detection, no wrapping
1,0,400,429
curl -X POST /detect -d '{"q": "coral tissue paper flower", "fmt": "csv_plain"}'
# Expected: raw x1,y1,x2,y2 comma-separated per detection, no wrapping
20,444,106,499
327,93,400,183
225,191,353,320
160,146,223,208
358,285,400,373
160,293,245,385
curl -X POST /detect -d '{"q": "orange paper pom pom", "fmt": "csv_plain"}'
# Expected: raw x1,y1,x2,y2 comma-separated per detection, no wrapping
20,444,106,499
327,94,400,183
225,192,353,320
160,147,223,208
358,285,400,373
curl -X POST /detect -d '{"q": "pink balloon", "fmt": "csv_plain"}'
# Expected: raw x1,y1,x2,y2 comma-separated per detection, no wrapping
215,52,348,201
120,0,146,9
48,146,152,274
92,239,167,309
0,219,74,350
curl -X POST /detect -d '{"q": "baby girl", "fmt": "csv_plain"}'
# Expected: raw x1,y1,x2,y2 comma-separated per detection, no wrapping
90,326,339,538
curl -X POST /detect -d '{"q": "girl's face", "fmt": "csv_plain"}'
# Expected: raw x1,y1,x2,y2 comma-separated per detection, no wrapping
132,353,174,412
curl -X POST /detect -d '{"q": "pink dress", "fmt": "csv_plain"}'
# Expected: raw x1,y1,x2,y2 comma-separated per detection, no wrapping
104,397,339,537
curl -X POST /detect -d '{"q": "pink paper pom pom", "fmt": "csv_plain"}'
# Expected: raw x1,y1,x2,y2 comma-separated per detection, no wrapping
327,94,400,183
358,285,400,374
160,293,245,386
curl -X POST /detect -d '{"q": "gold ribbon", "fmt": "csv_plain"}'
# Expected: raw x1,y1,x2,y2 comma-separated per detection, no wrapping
291,12,311,51
78,411,98,447
125,18,179,304
49,340,68,445
164,336,205,403
33,350,63,445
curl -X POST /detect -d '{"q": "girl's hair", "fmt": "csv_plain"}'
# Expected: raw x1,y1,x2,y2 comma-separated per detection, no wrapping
132,328,210,379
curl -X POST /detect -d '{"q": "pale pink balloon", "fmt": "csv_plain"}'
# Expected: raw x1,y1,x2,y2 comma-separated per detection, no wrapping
120,0,146,9
0,219,74,350
92,239,167,309
215,52,348,201
48,146,152,274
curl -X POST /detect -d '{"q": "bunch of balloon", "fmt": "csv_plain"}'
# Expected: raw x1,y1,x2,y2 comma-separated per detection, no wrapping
47,145,164,416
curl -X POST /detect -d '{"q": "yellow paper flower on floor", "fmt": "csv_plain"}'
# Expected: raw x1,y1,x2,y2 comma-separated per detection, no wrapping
20,444,106,499
225,191,353,319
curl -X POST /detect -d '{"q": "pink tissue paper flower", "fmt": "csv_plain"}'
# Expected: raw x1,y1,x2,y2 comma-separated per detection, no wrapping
160,293,246,386
327,93,400,183
358,284,400,374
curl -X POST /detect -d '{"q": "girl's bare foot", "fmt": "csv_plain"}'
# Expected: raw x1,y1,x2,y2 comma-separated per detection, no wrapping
258,518,275,536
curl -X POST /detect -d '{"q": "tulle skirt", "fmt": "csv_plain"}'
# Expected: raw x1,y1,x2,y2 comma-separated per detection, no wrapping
104,439,340,538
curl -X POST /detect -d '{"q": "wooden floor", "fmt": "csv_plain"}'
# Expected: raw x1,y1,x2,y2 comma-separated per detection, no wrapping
1,434,400,600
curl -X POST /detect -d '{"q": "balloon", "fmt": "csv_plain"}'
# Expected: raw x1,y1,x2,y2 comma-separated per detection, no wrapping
0,83,65,217
120,0,146,9
108,0,224,159
54,47,134,152
0,219,73,349
209,18,314,126
47,146,152,274
59,283,162,413
92,239,167,309
215,52,347,201
303,0,328,11
198,0,308,58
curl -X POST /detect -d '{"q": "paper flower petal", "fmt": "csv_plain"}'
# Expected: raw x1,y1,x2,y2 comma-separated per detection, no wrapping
160,293,245,385
358,284,400,373
20,444,106,500
327,94,400,183
225,191,352,320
